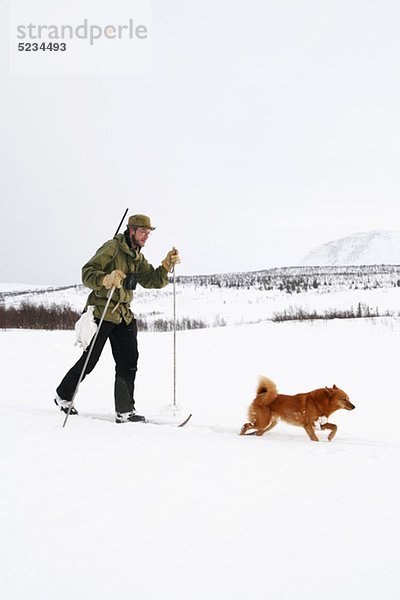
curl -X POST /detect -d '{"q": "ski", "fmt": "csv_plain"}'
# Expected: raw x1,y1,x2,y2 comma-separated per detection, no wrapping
75,412,192,428
177,413,192,427
147,413,192,427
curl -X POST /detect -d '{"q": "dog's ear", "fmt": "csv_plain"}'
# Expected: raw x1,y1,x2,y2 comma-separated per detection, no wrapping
333,384,338,389
325,386,333,397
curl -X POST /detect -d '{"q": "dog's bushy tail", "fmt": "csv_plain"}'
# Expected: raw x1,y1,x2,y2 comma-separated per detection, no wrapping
254,376,278,406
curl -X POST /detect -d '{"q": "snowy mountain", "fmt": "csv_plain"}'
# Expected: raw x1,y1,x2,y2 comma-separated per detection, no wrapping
300,230,400,266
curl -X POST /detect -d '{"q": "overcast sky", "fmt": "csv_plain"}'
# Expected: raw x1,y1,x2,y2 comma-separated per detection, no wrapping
1,0,400,285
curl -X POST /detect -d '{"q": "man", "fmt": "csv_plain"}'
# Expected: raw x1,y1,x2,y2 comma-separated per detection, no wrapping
54,214,180,423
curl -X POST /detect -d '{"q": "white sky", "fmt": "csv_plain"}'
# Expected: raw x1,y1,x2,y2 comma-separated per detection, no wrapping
1,0,400,285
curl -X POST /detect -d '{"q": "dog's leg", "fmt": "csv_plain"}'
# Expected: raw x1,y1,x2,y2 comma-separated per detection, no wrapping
321,422,337,441
255,418,278,436
240,422,255,435
241,407,273,437
240,418,276,437
304,424,320,442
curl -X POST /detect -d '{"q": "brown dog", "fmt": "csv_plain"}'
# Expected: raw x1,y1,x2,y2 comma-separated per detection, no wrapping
240,376,355,441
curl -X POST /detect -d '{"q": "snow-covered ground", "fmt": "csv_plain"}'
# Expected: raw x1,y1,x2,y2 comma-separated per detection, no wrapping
1,316,399,599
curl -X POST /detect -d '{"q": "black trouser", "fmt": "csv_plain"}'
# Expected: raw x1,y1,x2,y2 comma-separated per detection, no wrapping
57,319,139,414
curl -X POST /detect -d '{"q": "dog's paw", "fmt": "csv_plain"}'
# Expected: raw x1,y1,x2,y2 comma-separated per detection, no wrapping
240,423,254,435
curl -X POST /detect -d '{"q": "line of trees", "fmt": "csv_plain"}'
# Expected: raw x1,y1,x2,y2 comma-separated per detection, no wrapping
0,303,222,332
1,301,395,330
177,265,400,291
272,303,395,322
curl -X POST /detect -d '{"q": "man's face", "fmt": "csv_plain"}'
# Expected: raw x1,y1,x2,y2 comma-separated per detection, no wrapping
132,227,151,247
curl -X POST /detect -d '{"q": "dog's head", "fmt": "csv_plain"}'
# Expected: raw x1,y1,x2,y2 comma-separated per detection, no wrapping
325,384,355,411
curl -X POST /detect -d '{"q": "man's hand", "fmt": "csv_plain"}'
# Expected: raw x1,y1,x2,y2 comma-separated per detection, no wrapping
102,270,126,289
162,248,181,272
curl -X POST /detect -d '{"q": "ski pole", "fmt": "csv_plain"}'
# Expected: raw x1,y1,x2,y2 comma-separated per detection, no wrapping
62,286,116,428
172,262,177,408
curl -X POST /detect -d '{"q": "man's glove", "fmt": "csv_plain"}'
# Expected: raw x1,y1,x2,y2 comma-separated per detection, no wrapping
162,248,181,272
102,270,126,289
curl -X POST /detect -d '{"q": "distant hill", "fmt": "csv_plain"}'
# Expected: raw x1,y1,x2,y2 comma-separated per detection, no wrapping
300,230,400,266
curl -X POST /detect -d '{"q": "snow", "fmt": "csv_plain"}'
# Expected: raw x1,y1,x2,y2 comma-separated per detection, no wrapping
1,315,400,599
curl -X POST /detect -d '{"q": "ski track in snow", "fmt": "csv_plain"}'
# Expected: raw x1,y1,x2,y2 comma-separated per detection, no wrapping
1,317,400,599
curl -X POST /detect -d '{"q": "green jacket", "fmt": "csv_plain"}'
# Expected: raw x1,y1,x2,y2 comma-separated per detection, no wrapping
82,233,169,324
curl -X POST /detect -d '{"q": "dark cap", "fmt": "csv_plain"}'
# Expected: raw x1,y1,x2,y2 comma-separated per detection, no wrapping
127,214,156,230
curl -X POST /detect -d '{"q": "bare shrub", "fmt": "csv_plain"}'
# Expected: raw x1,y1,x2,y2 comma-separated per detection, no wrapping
0,303,81,330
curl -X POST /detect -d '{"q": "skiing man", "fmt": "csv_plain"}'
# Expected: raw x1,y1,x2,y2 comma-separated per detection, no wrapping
54,214,180,423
